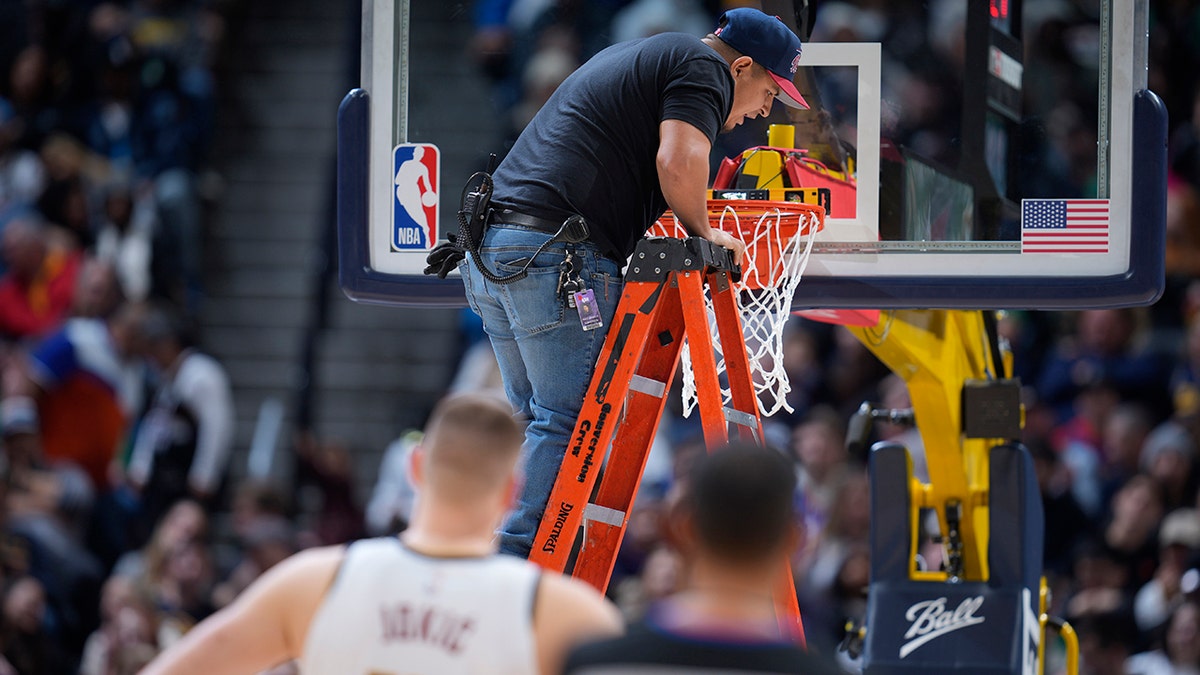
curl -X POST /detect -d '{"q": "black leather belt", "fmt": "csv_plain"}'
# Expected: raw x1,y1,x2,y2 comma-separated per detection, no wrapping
489,209,564,234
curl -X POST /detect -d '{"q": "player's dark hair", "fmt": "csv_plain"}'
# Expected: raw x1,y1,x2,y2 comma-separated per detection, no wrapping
683,440,797,564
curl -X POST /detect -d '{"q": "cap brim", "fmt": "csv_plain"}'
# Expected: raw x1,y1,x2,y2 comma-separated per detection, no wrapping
768,71,809,109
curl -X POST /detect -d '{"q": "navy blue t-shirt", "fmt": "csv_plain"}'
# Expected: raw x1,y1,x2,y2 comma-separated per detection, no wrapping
490,32,733,262
562,620,842,674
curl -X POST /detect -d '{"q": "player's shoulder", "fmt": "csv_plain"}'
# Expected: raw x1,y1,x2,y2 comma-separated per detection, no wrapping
232,544,349,625
535,571,623,627
266,543,348,586
296,543,349,563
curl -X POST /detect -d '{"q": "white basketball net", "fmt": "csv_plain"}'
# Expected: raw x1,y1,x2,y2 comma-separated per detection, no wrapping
675,205,819,419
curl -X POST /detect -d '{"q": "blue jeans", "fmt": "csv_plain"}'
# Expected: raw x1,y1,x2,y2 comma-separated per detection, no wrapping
460,223,623,557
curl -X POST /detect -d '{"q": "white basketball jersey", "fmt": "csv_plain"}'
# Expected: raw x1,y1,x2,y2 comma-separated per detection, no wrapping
300,538,541,675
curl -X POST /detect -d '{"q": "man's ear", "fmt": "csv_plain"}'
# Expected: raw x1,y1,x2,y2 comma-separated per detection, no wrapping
503,468,522,510
730,55,755,79
664,497,697,555
409,445,426,488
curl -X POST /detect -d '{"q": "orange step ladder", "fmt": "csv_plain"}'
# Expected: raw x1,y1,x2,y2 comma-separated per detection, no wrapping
528,235,806,642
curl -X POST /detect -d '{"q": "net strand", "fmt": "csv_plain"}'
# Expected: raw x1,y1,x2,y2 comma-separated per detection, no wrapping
675,205,819,419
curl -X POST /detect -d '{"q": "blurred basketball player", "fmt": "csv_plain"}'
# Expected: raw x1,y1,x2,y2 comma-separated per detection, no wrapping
142,391,622,675
562,441,839,674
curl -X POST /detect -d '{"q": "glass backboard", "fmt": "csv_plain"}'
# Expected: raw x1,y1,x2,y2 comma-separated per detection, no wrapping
338,0,1166,309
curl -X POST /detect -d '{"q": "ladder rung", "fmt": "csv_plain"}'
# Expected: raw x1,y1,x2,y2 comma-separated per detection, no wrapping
723,406,759,429
629,375,667,398
584,504,626,528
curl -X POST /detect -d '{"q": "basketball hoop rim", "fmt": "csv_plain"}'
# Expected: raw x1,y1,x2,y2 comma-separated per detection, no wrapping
651,199,825,292
705,200,824,241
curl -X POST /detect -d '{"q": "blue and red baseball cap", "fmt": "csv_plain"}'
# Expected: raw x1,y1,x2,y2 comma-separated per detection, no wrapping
714,8,809,109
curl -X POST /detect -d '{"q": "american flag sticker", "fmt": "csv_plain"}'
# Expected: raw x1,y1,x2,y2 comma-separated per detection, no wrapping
1020,199,1109,253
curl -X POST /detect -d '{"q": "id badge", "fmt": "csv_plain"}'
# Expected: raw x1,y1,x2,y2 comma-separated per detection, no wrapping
574,289,603,331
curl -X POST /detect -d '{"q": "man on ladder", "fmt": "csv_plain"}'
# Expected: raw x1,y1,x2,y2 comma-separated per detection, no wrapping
436,8,809,563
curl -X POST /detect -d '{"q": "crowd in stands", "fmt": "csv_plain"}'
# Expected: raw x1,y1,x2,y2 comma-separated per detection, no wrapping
0,1,245,672
0,0,1198,674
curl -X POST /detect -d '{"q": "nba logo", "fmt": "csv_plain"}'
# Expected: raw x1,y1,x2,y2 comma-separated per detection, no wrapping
392,143,440,250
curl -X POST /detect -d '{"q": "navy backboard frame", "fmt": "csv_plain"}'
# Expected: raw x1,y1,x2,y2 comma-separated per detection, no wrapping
338,0,1166,310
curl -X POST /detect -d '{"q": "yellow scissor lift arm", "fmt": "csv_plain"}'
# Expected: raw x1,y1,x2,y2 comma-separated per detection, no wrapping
843,309,1077,675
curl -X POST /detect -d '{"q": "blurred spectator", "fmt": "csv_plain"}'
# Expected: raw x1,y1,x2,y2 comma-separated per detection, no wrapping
2,465,104,670
1065,537,1134,623
71,256,126,321
0,98,44,226
1096,403,1155,511
1165,174,1200,280
5,45,62,152
1050,378,1120,519
610,0,711,43
293,433,365,546
111,502,214,648
507,39,577,141
226,481,290,547
36,174,94,250
209,515,295,611
823,327,890,420
213,479,292,593
1126,599,1200,675
1166,63,1200,192
364,429,420,537
125,303,233,540
790,405,853,568
997,310,1056,388
0,215,82,341
468,0,516,94
778,317,828,425
1029,440,1094,578
871,373,926,481
143,535,215,644
1103,475,1168,592
1172,317,1200,423
0,575,70,674
1037,309,1172,424
613,542,683,623
1071,607,1139,675
609,486,670,601
1140,421,1199,513
0,301,146,492
796,468,871,654
800,468,870,596
78,575,160,675
93,179,156,304
112,499,208,582
1133,508,1200,635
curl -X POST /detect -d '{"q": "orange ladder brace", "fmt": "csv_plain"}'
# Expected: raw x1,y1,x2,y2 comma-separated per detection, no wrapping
527,235,806,642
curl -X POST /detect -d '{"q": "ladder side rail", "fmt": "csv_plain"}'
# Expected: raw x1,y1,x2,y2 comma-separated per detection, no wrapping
677,270,734,447
707,270,766,443
528,280,670,571
572,280,690,590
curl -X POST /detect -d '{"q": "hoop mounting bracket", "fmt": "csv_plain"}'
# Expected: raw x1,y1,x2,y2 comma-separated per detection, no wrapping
626,236,740,283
